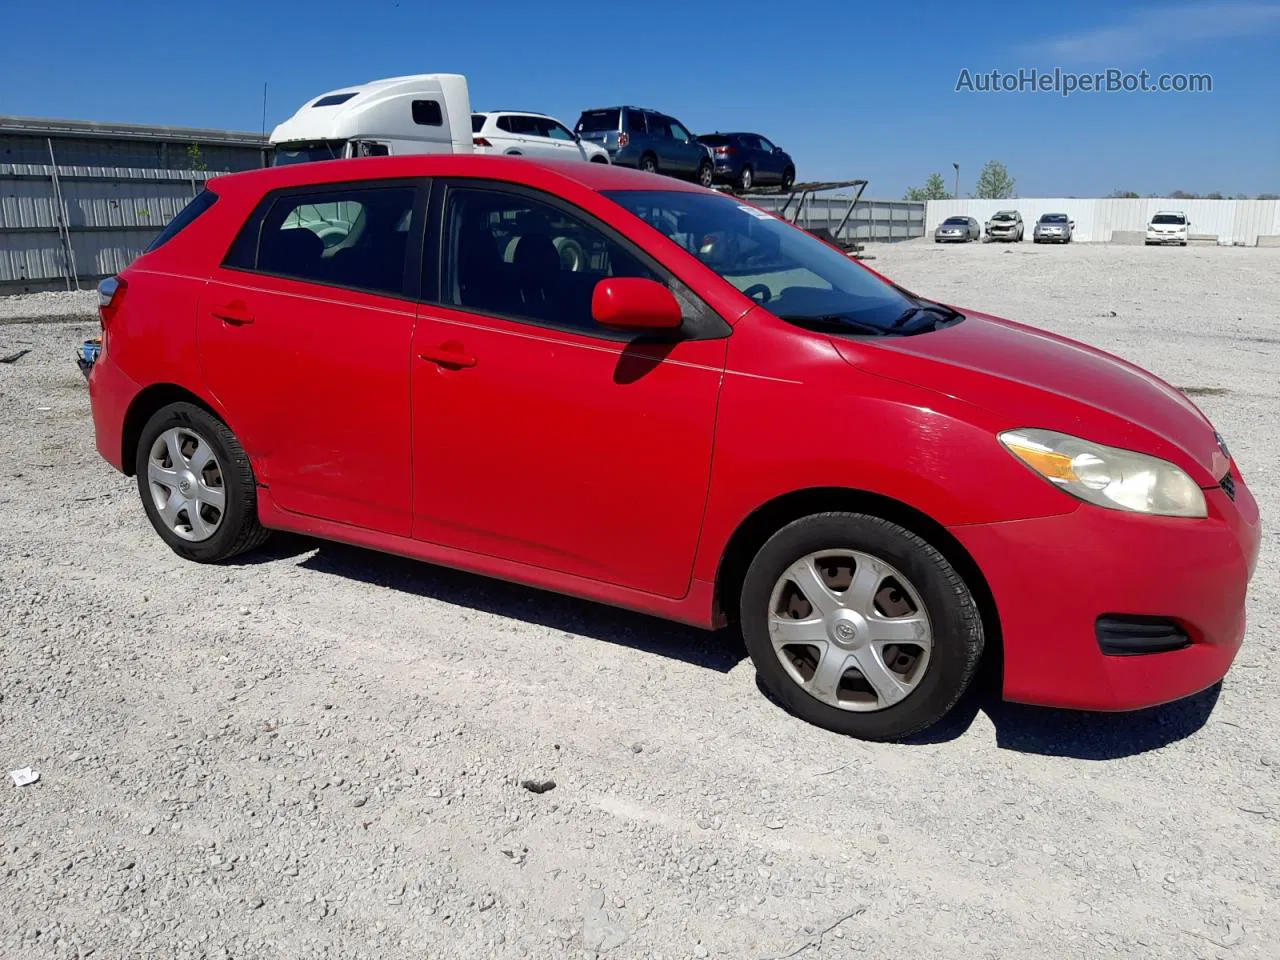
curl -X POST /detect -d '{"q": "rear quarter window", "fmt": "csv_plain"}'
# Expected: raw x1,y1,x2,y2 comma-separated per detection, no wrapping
144,189,218,253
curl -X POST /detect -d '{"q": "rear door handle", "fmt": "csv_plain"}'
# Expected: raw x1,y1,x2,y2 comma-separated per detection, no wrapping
418,343,477,369
211,301,255,325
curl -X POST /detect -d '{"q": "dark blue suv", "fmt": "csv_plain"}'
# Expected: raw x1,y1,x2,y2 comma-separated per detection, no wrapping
574,106,714,186
697,132,796,191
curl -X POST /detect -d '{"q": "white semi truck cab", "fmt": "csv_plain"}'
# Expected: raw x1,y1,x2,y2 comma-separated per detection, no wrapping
270,74,473,164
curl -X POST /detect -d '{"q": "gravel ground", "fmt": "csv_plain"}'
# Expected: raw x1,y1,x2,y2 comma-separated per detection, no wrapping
1,242,1276,960
0,289,98,324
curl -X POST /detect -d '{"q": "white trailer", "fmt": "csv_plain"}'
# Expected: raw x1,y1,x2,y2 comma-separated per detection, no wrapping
269,74,473,164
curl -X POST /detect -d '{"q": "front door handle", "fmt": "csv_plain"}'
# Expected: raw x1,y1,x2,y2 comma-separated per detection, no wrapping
211,301,255,325
418,343,477,369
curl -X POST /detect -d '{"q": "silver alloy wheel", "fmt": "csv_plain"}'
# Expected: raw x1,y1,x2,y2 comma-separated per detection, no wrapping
147,427,226,542
699,163,713,188
767,550,932,711
740,167,752,190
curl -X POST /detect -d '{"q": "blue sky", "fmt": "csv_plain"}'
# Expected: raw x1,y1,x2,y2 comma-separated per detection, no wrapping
2,0,1277,197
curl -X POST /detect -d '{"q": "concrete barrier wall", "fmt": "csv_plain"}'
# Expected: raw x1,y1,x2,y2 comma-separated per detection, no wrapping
926,198,1280,246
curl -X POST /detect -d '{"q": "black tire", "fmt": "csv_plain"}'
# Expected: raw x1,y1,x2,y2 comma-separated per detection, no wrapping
639,153,658,174
697,160,714,188
739,512,984,741
134,402,270,563
781,167,795,191
738,165,754,191
590,155,609,164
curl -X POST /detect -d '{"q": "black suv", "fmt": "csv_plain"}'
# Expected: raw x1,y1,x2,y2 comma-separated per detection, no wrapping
697,132,796,191
574,107,713,186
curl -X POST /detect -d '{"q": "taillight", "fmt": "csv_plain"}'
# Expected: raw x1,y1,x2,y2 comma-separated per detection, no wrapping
618,132,630,148
714,145,735,156
473,137,492,147
97,275,126,329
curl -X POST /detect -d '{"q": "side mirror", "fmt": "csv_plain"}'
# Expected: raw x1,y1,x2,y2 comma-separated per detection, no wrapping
592,278,683,332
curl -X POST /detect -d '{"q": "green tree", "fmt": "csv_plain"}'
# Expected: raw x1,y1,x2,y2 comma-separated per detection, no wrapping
186,143,208,172
974,160,1016,199
1205,191,1225,200
1258,193,1280,200
1109,190,1140,199
903,172,951,202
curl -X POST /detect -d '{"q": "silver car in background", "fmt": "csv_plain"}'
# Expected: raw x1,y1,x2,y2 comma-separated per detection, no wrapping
984,210,1023,242
1033,213,1074,243
934,216,980,242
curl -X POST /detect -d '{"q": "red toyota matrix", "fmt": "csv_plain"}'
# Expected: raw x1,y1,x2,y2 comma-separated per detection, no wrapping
87,156,1260,741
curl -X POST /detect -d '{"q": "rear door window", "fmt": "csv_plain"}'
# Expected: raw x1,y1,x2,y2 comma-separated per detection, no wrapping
625,109,649,134
227,184,417,297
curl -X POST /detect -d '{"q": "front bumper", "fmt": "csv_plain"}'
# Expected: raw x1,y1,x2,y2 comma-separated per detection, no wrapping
949,481,1260,711
1146,233,1187,244
1034,232,1068,242
987,230,1019,241
935,232,968,241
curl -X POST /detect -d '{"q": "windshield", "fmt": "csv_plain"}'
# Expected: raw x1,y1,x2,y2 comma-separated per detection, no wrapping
1039,214,1068,223
1152,214,1186,224
576,109,620,133
605,190,955,336
992,213,1015,221
942,217,969,225
273,140,347,166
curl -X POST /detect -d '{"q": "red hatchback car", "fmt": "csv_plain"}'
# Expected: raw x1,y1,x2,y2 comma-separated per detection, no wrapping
88,156,1260,740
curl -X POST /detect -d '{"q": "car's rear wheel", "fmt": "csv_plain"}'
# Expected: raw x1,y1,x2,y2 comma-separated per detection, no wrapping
697,160,714,188
134,402,269,563
738,165,754,190
739,512,983,740
590,155,609,164
639,153,658,174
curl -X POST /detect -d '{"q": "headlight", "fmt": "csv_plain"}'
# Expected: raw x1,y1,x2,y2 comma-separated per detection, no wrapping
999,428,1207,518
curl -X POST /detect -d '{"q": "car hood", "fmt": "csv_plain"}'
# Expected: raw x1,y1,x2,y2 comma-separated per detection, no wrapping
831,312,1228,484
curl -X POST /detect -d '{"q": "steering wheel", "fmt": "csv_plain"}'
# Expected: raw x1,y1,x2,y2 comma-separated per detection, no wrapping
743,283,772,303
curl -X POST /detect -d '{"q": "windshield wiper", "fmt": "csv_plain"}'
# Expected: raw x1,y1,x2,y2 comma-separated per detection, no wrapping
889,303,963,332
778,314,888,337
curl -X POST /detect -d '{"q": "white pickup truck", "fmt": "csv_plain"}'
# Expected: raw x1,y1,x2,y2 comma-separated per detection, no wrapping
270,73,473,163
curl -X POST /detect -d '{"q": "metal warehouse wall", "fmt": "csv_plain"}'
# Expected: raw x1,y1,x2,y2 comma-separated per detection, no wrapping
926,198,1280,246
0,118,267,293
751,196,925,243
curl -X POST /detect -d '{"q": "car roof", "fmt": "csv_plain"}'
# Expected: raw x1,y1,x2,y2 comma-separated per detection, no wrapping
207,154,707,198
480,110,555,119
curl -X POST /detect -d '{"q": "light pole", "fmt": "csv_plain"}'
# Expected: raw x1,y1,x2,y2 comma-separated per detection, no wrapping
953,162,960,199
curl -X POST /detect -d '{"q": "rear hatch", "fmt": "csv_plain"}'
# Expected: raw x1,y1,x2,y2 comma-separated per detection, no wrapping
576,108,621,149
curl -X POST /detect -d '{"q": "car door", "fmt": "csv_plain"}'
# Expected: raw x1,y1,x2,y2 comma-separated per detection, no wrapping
199,179,425,535
410,181,729,598
666,117,703,174
494,115,530,154
512,115,556,159
752,135,783,182
536,116,586,161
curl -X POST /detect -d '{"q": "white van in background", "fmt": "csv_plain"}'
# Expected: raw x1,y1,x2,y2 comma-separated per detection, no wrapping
1146,211,1190,246
270,74,473,164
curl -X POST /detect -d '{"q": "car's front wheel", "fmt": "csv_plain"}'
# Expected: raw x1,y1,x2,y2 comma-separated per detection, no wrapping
738,165,753,190
134,402,270,563
781,166,795,191
739,513,984,740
